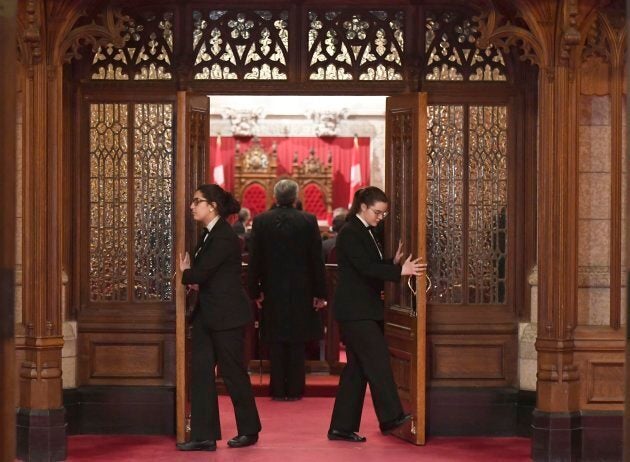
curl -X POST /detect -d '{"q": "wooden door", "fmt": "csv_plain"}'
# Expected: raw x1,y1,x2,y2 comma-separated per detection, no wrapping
384,93,428,445
175,93,209,443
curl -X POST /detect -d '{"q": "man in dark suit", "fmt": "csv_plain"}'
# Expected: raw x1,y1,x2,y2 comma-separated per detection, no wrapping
247,179,327,400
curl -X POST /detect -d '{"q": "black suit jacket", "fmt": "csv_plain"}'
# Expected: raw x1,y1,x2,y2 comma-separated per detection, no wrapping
182,218,252,331
333,215,401,321
247,206,326,342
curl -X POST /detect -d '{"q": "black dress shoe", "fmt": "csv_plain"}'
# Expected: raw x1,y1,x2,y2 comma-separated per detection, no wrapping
227,434,259,448
271,396,287,401
176,440,217,451
380,413,412,434
285,396,302,401
327,429,366,442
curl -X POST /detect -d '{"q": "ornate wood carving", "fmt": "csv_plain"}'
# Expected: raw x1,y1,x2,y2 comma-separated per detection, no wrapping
292,148,333,218
22,0,42,65
476,7,545,69
58,6,130,64
233,137,278,213
191,9,290,80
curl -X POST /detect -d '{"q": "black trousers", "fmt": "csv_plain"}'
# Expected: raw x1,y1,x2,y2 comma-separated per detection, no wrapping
269,341,306,398
190,314,261,441
329,320,403,432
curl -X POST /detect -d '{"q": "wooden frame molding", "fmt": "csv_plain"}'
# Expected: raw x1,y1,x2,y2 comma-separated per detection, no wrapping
1,1,17,461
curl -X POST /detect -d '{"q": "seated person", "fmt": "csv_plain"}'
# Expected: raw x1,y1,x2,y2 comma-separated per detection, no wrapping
232,207,251,236
233,207,251,254
322,208,348,262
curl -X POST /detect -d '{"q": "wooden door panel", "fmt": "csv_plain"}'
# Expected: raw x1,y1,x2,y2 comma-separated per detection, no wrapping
384,93,428,445
175,92,209,443
77,97,178,389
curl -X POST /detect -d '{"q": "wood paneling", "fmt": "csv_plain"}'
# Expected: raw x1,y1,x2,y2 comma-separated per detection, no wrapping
432,343,504,380
586,361,624,404
79,333,174,386
574,326,625,410
91,342,164,378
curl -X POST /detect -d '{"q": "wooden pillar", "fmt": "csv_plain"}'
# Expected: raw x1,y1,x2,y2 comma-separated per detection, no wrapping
624,4,630,462
0,0,17,460
532,60,582,461
15,1,66,460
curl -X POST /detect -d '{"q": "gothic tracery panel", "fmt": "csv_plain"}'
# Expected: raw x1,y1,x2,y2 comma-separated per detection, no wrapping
426,104,509,305
133,104,174,301
89,104,129,301
88,103,174,303
427,105,464,304
425,10,507,81
91,11,174,80
467,106,508,304
192,9,289,80
308,10,404,80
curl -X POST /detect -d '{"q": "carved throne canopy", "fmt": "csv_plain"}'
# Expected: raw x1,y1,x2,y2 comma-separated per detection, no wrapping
234,137,278,217
293,148,333,220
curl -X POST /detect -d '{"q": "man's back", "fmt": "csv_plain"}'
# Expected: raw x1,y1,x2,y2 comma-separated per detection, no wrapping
247,205,326,343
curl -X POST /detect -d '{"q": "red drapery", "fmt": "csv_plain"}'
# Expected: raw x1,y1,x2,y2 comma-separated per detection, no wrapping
208,136,371,212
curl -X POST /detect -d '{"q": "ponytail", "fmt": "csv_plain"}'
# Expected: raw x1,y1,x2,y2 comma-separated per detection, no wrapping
347,186,388,220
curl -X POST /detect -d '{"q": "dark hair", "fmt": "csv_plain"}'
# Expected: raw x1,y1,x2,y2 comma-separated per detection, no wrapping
347,187,388,219
237,207,251,222
196,184,240,217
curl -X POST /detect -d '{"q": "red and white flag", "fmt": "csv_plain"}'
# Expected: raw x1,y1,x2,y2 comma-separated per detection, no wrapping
213,134,225,187
348,134,362,207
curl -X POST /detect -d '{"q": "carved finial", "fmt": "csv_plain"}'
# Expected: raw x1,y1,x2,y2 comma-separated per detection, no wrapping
559,0,580,66
24,0,42,65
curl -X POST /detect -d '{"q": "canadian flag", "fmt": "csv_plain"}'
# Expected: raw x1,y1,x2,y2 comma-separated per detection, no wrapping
213,134,225,187
348,134,362,207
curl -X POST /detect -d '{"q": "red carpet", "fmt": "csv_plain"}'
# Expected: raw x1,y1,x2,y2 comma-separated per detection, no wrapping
250,373,340,397
67,396,531,461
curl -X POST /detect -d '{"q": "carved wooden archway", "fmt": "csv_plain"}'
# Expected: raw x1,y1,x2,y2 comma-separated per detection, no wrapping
13,1,628,460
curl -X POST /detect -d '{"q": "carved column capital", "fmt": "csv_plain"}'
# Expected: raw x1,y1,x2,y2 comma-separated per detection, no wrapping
18,0,43,69
223,108,264,138
306,109,348,138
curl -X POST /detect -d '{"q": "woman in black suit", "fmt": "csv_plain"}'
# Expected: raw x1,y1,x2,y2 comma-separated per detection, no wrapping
328,187,421,443
177,184,261,451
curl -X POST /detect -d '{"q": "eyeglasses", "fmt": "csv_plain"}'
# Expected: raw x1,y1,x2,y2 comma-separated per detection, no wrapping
369,207,388,218
191,198,208,206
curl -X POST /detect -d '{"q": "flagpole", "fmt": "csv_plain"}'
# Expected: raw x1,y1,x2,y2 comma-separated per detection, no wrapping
214,132,225,187
349,133,361,208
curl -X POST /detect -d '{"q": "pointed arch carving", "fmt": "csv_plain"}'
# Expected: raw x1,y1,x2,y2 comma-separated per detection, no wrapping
475,7,546,69
55,6,130,65
580,5,626,68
